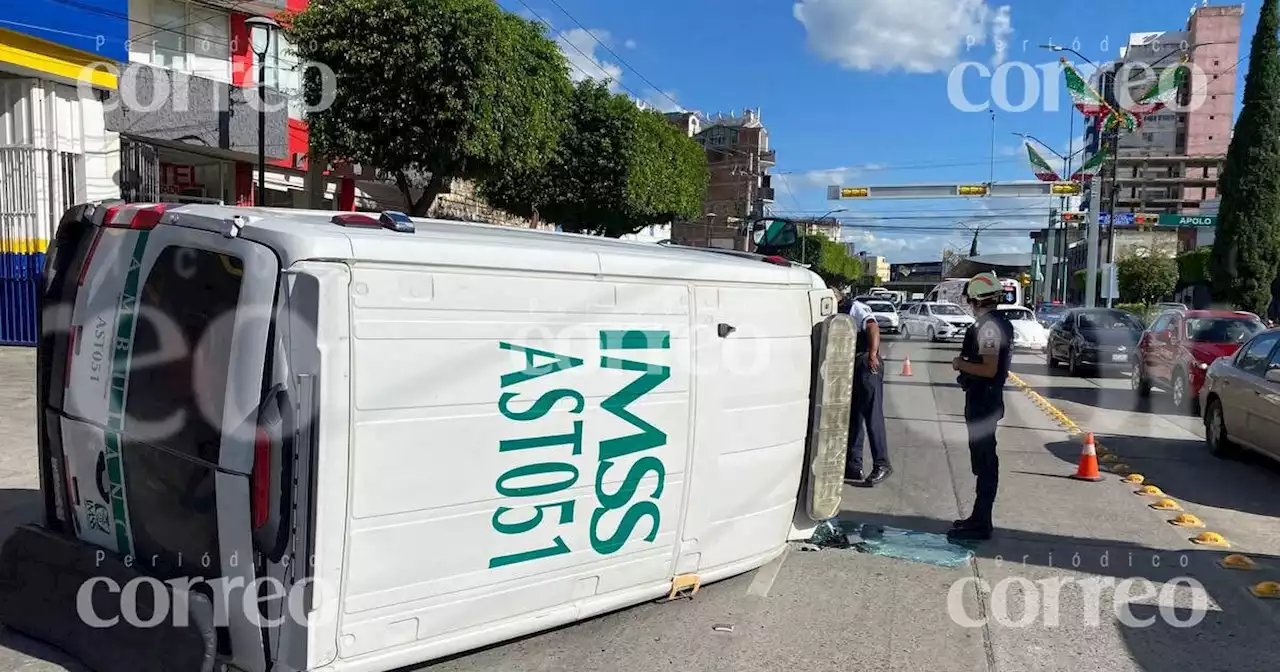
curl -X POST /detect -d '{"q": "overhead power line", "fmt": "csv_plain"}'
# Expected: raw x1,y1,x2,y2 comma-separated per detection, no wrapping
541,0,684,111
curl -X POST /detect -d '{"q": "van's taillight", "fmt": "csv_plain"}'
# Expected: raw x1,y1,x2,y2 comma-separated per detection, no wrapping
763,255,790,266
251,427,271,529
103,203,171,230
75,228,105,287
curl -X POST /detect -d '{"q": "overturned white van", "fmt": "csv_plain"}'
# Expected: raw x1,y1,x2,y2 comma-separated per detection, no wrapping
0,202,855,672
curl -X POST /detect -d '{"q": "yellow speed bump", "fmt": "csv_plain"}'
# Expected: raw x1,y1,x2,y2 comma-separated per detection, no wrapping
1191,531,1231,548
1136,485,1165,497
1249,581,1280,599
1170,513,1205,528
1124,473,1145,484
1149,498,1182,511
1219,554,1259,571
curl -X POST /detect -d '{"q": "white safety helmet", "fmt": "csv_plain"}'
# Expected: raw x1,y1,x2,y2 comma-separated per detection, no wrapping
965,272,1002,302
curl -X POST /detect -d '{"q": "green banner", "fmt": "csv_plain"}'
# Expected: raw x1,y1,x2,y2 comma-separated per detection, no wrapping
1158,214,1217,228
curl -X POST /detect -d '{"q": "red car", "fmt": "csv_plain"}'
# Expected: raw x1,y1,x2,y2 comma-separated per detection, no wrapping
1133,309,1268,414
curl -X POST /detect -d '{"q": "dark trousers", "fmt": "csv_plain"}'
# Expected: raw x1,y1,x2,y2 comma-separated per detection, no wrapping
963,387,1005,527
847,353,888,474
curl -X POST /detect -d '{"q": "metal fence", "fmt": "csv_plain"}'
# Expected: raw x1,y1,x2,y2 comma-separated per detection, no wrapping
120,138,159,203
1,145,83,345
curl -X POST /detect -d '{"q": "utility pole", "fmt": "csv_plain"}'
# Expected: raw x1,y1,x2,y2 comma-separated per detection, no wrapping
1085,165,1102,308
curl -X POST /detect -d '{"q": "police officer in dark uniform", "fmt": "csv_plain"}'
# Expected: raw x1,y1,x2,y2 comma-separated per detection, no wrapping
845,297,892,486
949,272,1014,541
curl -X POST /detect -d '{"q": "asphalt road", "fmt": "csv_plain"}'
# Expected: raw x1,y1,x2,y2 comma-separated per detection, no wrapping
1,340,1279,672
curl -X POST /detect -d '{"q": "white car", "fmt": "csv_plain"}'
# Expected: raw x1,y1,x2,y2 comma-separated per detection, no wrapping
903,301,975,341
998,305,1049,351
864,299,901,334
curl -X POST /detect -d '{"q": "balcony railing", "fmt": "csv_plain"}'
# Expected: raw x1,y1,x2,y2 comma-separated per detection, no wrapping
758,149,777,164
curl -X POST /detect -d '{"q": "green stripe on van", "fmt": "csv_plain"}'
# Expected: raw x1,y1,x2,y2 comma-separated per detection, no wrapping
103,231,150,558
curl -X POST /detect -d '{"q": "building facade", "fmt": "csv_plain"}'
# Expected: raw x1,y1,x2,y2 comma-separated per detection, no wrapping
671,108,775,250
1,0,127,344
1083,5,1242,218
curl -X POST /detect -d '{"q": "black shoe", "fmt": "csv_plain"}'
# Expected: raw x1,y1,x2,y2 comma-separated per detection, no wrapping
844,468,864,483
952,517,985,529
865,465,893,486
947,525,993,541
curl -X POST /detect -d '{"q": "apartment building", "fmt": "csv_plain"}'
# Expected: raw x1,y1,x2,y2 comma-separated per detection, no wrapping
1083,4,1242,216
671,108,775,250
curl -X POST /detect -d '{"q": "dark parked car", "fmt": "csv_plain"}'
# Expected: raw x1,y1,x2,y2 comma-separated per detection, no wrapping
1047,308,1145,376
1133,310,1266,414
1199,328,1280,462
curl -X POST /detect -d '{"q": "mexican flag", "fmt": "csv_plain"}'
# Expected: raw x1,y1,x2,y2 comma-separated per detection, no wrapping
1025,143,1061,182
1062,57,1111,117
1129,59,1189,121
1070,147,1109,181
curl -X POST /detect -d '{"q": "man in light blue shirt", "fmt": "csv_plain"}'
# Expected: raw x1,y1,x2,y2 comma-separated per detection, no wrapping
846,297,891,486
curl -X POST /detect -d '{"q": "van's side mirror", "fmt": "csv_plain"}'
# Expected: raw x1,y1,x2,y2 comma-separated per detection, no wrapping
752,219,798,251
1265,368,1280,384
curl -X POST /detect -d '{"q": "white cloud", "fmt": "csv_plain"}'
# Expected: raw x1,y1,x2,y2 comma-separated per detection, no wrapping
556,28,624,90
792,0,1015,74
640,89,683,113
775,164,886,192
989,5,1013,67
555,28,684,111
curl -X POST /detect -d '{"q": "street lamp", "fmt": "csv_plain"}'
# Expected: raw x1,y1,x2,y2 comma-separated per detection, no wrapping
245,15,280,207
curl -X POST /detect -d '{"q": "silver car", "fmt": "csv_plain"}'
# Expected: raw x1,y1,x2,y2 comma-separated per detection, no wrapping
1199,328,1280,462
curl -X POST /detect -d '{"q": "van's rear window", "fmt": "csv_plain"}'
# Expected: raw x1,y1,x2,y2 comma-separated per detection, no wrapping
121,246,244,579
125,246,245,461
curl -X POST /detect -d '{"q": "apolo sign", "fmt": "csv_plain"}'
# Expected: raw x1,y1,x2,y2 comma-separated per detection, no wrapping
1158,214,1217,228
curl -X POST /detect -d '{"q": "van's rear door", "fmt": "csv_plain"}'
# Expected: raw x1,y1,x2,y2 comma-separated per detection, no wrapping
42,204,280,672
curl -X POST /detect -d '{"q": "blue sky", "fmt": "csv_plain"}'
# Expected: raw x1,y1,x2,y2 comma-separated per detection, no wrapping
498,0,1259,262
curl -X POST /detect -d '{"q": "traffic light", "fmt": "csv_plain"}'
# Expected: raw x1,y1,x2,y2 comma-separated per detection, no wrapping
1050,182,1082,195
957,185,989,196
1061,211,1086,226
1134,213,1159,231
840,187,869,198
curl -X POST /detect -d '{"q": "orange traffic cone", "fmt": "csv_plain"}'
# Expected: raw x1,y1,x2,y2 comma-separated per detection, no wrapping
900,357,913,376
1070,433,1104,482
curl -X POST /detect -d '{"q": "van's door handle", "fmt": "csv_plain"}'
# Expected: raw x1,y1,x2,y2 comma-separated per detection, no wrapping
95,452,109,501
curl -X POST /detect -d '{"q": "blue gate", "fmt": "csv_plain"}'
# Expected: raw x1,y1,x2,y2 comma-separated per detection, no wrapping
1,146,80,346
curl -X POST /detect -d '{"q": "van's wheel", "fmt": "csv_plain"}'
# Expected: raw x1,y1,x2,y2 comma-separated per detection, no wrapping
1204,399,1238,458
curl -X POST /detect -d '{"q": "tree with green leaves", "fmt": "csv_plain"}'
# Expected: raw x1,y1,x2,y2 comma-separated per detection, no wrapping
1117,253,1177,304
287,0,572,215
1210,0,1280,313
482,80,707,237
781,233,863,287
